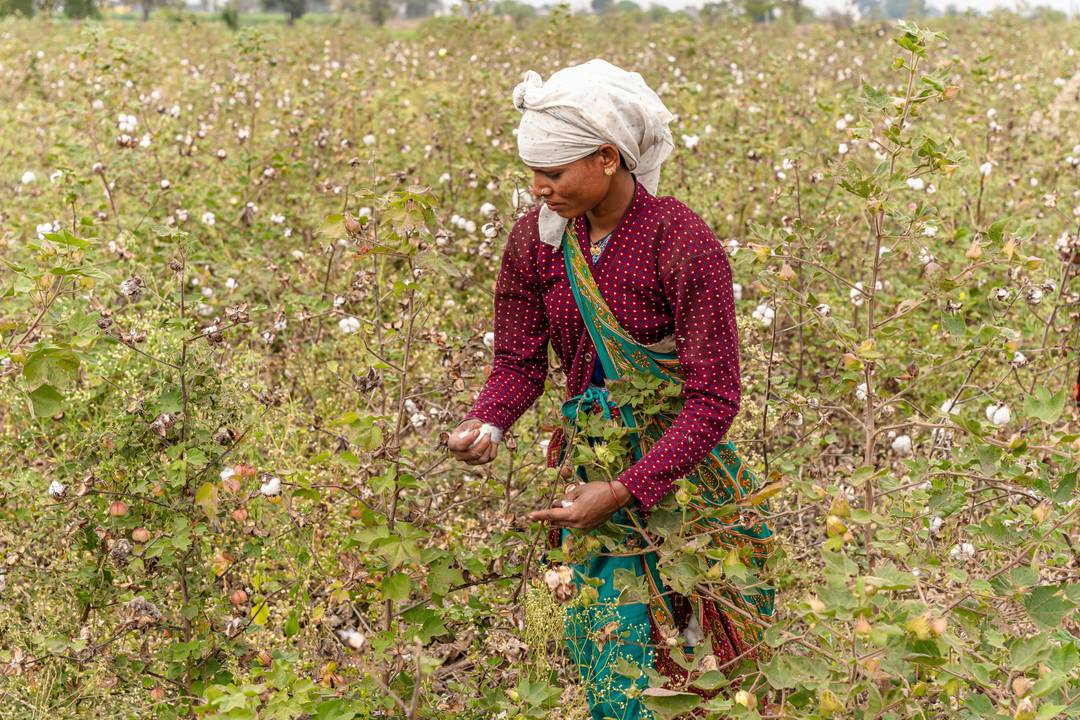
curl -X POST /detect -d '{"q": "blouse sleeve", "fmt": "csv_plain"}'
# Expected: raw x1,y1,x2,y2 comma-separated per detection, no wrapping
463,215,550,433
615,204,742,510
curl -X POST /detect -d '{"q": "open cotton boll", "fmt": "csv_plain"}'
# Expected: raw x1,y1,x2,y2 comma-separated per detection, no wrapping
890,434,912,456
985,403,1010,427
259,475,281,496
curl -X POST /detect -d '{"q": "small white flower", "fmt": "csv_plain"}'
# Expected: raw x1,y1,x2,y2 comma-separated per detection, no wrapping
362,134,376,146
985,403,1010,427
47,480,66,498
891,434,912,456
483,331,495,349
338,316,361,334
20,170,35,184
855,382,868,401
201,211,216,226
259,475,281,496
906,177,925,191
979,161,992,177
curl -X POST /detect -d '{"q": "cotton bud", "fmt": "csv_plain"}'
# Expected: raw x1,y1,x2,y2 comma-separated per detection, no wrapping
109,500,129,517
132,527,150,543
929,616,947,636
1011,676,1033,698
854,616,871,636
1031,502,1050,524
734,690,757,710
230,589,248,606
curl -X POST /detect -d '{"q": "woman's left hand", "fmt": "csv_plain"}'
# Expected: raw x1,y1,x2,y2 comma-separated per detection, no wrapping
529,480,634,530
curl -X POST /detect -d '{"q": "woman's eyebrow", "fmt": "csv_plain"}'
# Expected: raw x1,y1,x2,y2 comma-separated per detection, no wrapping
527,165,566,173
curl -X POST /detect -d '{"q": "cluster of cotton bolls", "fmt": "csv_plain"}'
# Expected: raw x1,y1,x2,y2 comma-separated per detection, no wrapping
1054,231,1079,261
449,214,477,235
949,542,976,560
751,302,775,327
405,399,428,431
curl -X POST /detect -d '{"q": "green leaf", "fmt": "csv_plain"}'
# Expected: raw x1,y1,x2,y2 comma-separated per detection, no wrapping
28,384,63,417
194,482,219,517
284,607,300,638
24,348,80,390
1023,585,1077,630
641,688,701,719
250,600,270,626
1024,386,1066,423
380,572,411,601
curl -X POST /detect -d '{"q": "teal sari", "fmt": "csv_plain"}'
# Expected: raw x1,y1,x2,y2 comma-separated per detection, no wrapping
554,221,777,720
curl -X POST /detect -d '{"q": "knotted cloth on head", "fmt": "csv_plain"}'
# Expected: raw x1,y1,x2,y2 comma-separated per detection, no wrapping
513,59,675,247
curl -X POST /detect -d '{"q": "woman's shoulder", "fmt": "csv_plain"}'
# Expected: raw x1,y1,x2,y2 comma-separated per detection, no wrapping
648,193,725,257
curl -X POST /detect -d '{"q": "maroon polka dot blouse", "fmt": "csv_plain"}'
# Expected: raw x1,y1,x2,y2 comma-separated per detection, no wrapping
464,178,742,510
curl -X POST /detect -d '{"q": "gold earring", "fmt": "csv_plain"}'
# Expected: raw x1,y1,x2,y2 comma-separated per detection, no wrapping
604,167,615,176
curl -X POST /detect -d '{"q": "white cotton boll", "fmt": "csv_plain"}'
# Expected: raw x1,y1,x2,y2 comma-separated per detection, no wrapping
879,246,891,257
929,516,943,535
482,223,498,239
979,161,992,177
439,173,450,184
906,177,925,191
512,189,532,209
838,142,849,155
891,434,912,456
940,398,960,416
855,382,867,401
466,423,503,448
479,202,497,217
835,117,847,131
225,278,237,290
849,282,865,307
464,220,477,234
985,403,1010,427
815,303,831,317
483,331,495,349
291,249,305,260
21,170,35,184
47,480,65,498
923,225,938,237
362,134,376,146
220,467,236,481
338,629,365,649
259,475,281,496
338,316,360,334
539,438,550,455
751,302,774,327
410,412,428,430
1010,351,1027,367
949,542,976,559
731,283,742,301
682,134,700,150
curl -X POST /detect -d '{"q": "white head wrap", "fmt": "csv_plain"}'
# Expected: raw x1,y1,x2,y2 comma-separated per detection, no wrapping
512,59,675,248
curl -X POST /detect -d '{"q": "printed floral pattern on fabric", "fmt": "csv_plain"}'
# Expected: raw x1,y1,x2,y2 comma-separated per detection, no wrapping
557,219,778,700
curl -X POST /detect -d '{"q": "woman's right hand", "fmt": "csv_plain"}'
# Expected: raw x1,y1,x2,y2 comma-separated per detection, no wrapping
446,419,499,466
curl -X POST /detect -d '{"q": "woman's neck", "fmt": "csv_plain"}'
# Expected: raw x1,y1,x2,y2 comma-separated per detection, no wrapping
585,172,636,236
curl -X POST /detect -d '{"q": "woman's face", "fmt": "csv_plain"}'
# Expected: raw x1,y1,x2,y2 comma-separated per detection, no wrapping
527,145,620,217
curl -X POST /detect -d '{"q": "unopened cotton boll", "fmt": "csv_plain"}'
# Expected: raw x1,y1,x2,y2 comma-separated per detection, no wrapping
338,316,360,334
984,403,1010,426
891,434,912,456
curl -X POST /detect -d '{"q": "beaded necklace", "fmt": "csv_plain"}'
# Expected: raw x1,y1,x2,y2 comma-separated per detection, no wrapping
590,229,614,263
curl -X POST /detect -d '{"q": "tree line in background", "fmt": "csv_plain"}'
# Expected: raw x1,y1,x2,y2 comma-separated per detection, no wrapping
0,0,1073,26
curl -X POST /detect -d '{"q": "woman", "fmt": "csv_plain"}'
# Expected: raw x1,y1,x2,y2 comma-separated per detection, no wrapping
447,59,776,719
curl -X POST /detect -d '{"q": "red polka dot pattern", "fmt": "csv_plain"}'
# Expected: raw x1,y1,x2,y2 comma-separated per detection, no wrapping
464,179,742,510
